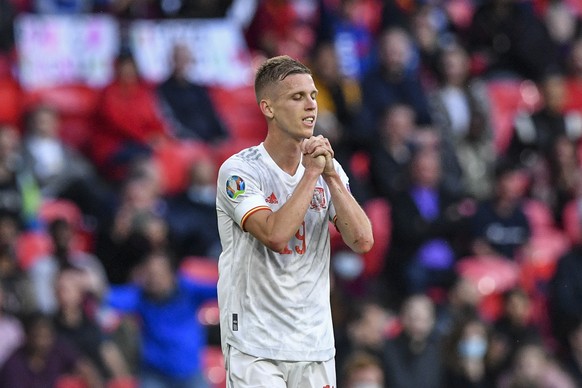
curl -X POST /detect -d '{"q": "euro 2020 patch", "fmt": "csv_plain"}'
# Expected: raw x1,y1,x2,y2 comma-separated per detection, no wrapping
226,175,245,199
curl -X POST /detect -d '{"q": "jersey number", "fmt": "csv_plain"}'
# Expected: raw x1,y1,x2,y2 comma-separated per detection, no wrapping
281,221,306,255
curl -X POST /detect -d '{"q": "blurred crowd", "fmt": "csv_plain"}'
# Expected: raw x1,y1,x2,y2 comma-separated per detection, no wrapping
1,0,582,387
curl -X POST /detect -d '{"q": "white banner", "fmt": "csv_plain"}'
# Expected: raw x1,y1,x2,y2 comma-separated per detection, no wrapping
128,19,253,87
15,15,254,90
15,14,120,89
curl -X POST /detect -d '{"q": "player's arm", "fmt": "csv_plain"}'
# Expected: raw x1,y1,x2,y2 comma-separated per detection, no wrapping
304,136,373,254
324,170,374,254
244,153,325,253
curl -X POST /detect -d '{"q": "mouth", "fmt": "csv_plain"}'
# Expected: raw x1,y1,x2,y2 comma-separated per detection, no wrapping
302,116,316,126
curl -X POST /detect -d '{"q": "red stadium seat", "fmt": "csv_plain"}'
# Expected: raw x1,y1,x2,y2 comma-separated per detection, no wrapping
22,84,100,151
362,197,391,278
180,256,219,284
106,377,138,388
202,346,226,388
456,255,521,321
486,79,542,154
15,230,53,270
0,77,22,127
153,141,212,195
39,199,83,228
562,199,582,245
208,85,267,143
55,375,88,388
523,199,556,236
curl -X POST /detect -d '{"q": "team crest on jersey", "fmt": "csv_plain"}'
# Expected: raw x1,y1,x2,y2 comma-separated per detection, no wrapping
310,187,327,211
226,176,245,199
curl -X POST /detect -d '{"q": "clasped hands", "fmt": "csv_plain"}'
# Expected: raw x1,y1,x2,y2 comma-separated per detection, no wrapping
301,135,335,176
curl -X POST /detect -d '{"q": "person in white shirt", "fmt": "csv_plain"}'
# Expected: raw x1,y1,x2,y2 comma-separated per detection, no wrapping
216,55,374,387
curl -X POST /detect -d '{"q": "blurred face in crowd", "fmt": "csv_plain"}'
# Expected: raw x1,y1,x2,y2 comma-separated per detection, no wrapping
0,125,20,163
116,56,139,85
31,106,59,138
313,43,340,84
512,345,548,384
401,295,435,342
378,28,412,75
495,169,526,202
569,38,582,74
380,104,415,144
457,320,489,360
410,148,441,188
504,290,531,327
441,45,470,86
27,317,56,357
542,74,566,113
55,270,83,310
143,254,175,300
172,44,193,78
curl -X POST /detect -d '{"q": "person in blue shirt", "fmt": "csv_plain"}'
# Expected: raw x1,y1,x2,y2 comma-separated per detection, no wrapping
105,250,217,388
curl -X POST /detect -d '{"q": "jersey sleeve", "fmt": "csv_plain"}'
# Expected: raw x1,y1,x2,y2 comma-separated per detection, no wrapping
217,158,271,231
328,159,351,226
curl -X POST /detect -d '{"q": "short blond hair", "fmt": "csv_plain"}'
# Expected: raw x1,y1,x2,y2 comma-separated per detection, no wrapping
254,55,311,104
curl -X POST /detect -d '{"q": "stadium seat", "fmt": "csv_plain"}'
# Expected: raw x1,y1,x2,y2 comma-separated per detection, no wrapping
361,197,391,278
486,79,542,155
456,255,521,321
180,256,219,284
202,346,226,388
38,198,83,228
523,198,556,236
0,77,22,127
55,375,88,388
562,198,582,245
15,230,53,270
208,85,267,143
153,141,212,195
22,84,100,151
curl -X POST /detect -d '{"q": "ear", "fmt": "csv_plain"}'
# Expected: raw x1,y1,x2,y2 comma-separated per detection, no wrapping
260,99,274,119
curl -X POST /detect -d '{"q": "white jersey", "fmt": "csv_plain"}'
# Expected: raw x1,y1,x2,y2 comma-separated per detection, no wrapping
216,143,349,362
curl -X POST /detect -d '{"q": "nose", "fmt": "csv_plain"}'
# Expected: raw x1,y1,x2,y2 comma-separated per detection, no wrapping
306,96,317,111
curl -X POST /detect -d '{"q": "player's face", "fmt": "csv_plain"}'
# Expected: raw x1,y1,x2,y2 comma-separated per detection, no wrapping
269,73,318,140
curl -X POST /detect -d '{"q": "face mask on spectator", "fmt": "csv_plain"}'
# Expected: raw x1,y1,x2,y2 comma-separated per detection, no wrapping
458,336,488,359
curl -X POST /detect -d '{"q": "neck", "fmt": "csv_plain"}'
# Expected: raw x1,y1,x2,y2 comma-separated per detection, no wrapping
263,133,303,175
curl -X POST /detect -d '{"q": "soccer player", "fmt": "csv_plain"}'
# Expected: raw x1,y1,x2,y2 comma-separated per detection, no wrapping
216,55,374,387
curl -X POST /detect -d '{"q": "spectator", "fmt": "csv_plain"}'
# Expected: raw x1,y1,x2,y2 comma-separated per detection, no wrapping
442,315,495,388
488,287,544,380
508,72,582,171
157,44,229,144
95,161,168,284
0,124,41,229
434,275,483,338
317,0,378,81
469,160,531,260
368,103,417,200
563,36,582,112
467,0,558,81
383,294,443,388
429,44,495,200
359,26,432,147
341,350,384,388
549,236,582,347
497,343,575,388
22,104,114,224
0,244,37,317
165,155,221,259
0,282,24,367
92,51,172,182
335,299,393,376
560,316,582,386
29,218,107,314
384,144,469,299
54,269,130,382
0,312,102,388
244,0,320,63
105,251,217,388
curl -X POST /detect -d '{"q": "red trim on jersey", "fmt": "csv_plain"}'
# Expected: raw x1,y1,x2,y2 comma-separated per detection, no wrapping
241,206,272,231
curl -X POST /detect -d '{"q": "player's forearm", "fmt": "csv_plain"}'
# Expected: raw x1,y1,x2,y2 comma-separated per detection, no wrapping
324,172,374,254
262,169,321,251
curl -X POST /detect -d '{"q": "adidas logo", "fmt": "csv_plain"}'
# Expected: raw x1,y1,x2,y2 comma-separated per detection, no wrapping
266,193,279,204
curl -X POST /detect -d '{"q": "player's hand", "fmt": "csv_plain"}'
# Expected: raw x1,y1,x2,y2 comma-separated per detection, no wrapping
301,135,334,175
